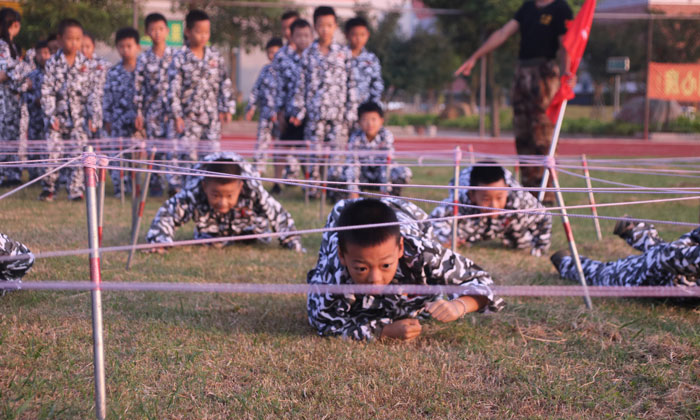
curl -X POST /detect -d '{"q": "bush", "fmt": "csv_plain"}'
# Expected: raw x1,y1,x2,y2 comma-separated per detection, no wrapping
666,116,700,133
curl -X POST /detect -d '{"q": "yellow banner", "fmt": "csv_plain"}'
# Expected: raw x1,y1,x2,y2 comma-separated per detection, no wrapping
648,62,700,102
0,1,21,12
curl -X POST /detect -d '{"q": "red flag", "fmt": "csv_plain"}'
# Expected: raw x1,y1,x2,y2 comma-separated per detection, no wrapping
546,0,597,123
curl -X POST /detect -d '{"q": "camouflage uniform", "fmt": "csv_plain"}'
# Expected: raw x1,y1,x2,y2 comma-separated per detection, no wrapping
41,50,101,199
86,56,110,140
104,61,138,195
0,39,31,185
555,222,700,288
327,127,411,201
146,152,302,251
291,41,355,187
0,233,34,296
430,167,552,256
272,44,304,180
168,46,236,189
346,47,383,126
22,67,47,179
134,47,176,192
512,60,559,202
245,63,278,173
307,197,505,340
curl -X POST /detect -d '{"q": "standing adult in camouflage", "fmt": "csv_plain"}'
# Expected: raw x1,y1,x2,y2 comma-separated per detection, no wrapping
168,10,236,190
552,220,700,288
0,232,34,296
455,0,573,204
40,19,101,201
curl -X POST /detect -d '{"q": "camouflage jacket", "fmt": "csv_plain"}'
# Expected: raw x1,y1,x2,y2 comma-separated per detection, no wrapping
307,197,504,340
430,167,552,255
341,127,396,186
146,152,302,251
22,67,46,139
271,44,300,115
0,40,31,129
291,40,355,123
245,63,277,121
103,61,137,136
0,233,34,283
86,56,110,131
167,46,236,126
41,50,101,130
347,48,383,121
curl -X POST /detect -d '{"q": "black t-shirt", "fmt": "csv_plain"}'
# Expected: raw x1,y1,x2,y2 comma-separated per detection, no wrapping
514,0,573,60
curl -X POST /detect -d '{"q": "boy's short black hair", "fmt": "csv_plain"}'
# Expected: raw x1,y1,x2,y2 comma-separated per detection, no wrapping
290,19,311,35
47,33,58,42
58,18,83,36
313,6,336,24
145,12,168,30
281,10,300,21
186,9,209,29
265,37,283,50
358,101,383,119
470,161,506,187
336,199,401,253
34,40,48,50
83,31,96,45
115,27,140,45
202,160,243,185
345,16,369,34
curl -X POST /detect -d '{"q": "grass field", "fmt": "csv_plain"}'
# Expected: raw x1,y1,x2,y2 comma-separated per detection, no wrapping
1,159,699,419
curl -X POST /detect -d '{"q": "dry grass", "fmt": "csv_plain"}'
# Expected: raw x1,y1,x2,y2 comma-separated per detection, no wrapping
1,161,699,419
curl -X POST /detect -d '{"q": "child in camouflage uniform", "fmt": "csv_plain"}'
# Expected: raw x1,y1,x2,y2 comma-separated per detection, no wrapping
103,27,140,196
290,7,355,193
430,163,551,256
134,13,176,196
168,9,236,190
552,219,700,288
344,17,383,128
81,32,110,141
307,198,504,341
22,41,51,180
40,19,101,201
327,101,411,201
0,232,34,296
146,152,303,252
244,37,282,174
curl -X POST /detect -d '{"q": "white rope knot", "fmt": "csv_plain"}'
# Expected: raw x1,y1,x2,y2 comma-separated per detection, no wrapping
98,156,110,167
82,153,97,168
545,155,556,168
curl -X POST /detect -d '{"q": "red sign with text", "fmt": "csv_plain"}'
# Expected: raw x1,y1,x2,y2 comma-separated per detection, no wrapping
648,62,700,102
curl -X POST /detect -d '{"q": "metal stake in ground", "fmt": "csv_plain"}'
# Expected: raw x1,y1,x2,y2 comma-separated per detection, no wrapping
119,138,125,206
319,146,329,220
548,160,593,310
582,154,602,241
126,147,157,270
304,140,311,206
83,146,107,420
452,146,462,251
537,100,567,203
98,166,106,247
468,144,475,165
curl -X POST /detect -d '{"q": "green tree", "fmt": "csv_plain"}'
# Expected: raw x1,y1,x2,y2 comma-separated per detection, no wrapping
15,0,133,50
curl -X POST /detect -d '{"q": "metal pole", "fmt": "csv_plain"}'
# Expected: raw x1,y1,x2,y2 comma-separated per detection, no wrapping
537,99,568,203
126,147,156,270
304,140,310,206
479,57,486,138
643,16,653,140
613,74,621,115
549,165,593,310
83,146,107,420
319,146,329,220
468,144,475,165
451,146,462,251
98,167,106,247
386,150,393,195
119,139,125,206
581,154,602,241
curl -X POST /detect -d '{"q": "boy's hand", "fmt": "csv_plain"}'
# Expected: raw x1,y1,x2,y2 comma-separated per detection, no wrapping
101,122,109,134
245,108,255,121
134,115,144,131
51,118,60,131
219,112,232,123
426,299,468,323
289,116,302,127
270,113,277,123
25,79,32,89
0,71,7,82
454,57,477,77
175,117,185,133
143,247,166,254
380,318,422,340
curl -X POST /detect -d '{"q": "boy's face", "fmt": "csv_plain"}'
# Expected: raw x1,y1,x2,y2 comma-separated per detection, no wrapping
117,38,140,62
281,16,297,42
338,236,404,285
203,179,243,215
314,15,337,44
359,111,383,140
291,27,312,52
47,39,60,55
8,21,20,38
81,37,94,59
147,20,169,45
347,25,369,51
35,47,51,67
185,19,211,48
266,45,280,61
468,179,509,219
60,26,83,56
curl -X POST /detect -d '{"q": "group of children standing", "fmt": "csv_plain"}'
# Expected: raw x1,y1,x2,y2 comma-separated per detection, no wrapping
0,8,235,201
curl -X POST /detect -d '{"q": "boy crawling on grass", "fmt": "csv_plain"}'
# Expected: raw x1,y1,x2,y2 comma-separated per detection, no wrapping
146,152,303,252
307,198,504,341
1,233,34,296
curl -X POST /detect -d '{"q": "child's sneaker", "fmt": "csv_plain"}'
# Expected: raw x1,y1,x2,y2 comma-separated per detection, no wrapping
613,215,635,238
38,191,54,202
550,249,570,274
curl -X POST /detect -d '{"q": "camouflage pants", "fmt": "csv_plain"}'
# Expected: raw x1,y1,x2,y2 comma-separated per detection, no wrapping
254,118,277,174
557,223,700,287
327,164,413,201
25,115,45,180
169,121,221,190
512,60,559,203
144,108,173,194
0,107,22,185
42,126,88,199
303,120,349,196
